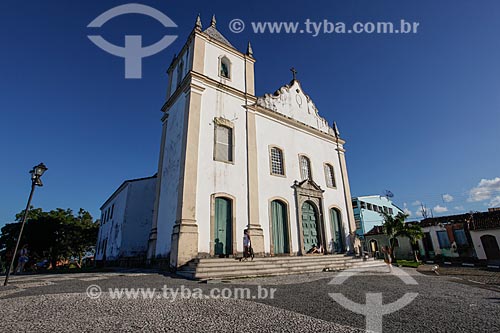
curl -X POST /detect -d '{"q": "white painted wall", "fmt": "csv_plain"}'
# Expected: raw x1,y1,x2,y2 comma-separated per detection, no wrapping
470,229,500,260
254,111,350,254
203,43,246,92
97,177,156,261
121,178,156,257
195,79,249,254
155,95,186,257
96,186,128,261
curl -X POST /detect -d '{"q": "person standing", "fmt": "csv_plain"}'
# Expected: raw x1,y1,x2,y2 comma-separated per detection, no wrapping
242,229,253,261
16,244,29,274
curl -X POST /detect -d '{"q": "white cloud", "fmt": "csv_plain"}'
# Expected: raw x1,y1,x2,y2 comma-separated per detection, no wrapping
442,194,454,203
468,177,500,202
454,206,464,211
490,196,500,208
433,205,449,213
411,200,421,206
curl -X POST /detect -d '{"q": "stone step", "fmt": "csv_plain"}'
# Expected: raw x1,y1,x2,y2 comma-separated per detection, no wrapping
183,262,386,280
191,254,348,264
188,257,363,269
190,258,372,272
178,258,385,280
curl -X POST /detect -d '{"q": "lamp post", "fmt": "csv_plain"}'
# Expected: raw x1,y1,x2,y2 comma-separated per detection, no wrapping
4,163,47,286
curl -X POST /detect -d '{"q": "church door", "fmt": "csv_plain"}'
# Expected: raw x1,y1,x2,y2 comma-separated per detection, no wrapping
214,197,232,256
480,235,500,260
271,200,289,254
330,208,344,253
302,201,318,253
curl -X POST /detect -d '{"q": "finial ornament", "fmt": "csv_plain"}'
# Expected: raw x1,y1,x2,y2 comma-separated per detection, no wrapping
333,121,340,137
211,14,216,28
246,41,253,57
290,67,297,80
195,13,202,29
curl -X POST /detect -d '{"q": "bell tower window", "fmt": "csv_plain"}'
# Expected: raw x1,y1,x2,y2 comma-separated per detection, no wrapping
219,56,231,79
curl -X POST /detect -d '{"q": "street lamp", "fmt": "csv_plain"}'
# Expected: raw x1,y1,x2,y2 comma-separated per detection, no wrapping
3,163,48,286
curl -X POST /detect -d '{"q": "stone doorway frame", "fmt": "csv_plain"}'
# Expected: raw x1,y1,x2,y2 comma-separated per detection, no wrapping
293,179,326,255
209,193,237,257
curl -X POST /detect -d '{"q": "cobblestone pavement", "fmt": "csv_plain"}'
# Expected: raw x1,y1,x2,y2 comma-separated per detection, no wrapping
417,265,500,292
0,267,499,332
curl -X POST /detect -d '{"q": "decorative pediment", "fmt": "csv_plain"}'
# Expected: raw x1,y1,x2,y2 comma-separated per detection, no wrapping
293,179,324,194
255,80,335,135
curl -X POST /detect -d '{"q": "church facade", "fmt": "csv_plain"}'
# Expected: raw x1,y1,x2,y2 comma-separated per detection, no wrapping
147,15,357,268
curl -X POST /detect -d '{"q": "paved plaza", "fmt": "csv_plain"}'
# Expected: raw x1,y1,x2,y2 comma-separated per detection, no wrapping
0,267,499,332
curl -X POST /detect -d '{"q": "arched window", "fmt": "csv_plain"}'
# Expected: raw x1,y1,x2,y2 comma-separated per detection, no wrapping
324,163,336,188
270,147,284,176
299,155,312,180
219,56,231,79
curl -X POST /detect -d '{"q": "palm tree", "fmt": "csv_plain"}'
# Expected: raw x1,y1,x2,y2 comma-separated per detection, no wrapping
381,212,423,262
381,212,407,260
397,222,424,262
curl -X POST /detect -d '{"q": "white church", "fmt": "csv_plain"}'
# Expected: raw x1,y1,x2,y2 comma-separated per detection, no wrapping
96,15,357,269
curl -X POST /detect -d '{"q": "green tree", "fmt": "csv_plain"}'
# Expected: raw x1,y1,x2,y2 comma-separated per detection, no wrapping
0,207,99,270
381,212,423,262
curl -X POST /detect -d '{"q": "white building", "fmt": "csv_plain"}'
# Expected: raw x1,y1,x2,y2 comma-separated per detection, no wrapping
469,212,500,262
147,15,357,268
96,175,156,262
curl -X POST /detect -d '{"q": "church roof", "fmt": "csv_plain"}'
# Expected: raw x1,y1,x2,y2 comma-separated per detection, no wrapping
203,25,235,49
100,174,157,210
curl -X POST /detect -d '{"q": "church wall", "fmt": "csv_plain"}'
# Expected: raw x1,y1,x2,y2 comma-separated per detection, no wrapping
254,114,350,254
96,185,129,261
121,178,156,257
195,85,249,254
155,95,187,257
168,43,193,99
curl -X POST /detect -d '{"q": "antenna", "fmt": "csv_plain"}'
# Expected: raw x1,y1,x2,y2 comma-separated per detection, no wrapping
384,190,394,198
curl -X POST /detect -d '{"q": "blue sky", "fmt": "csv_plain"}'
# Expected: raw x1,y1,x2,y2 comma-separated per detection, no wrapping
1,0,500,228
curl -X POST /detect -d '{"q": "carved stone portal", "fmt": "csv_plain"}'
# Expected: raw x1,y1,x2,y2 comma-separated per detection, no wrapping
293,179,326,255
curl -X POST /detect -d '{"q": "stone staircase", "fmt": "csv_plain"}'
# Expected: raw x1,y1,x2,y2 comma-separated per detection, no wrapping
176,255,386,280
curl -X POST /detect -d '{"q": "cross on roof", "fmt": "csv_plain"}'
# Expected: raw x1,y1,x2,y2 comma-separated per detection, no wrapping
290,67,297,80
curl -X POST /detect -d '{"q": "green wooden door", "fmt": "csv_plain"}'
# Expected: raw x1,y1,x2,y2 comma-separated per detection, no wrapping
214,197,232,256
330,208,344,253
271,200,289,254
302,201,318,252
